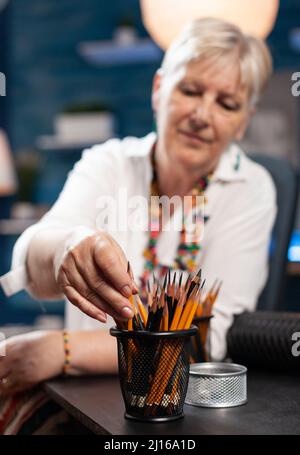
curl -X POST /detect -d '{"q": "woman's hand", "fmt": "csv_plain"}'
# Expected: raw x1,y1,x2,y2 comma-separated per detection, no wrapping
0,331,64,396
57,231,138,323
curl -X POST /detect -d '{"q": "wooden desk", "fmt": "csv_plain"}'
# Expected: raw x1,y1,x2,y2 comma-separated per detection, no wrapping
44,370,300,435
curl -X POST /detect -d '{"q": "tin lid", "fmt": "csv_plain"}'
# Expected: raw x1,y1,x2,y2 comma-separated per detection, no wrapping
189,362,247,378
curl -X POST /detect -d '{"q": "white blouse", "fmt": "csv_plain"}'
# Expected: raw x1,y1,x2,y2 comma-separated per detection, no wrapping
0,132,277,360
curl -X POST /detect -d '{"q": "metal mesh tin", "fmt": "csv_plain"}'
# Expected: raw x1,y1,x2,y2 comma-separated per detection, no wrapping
185,362,247,408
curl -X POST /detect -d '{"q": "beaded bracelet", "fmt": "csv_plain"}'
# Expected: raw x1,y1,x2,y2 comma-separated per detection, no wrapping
62,329,71,375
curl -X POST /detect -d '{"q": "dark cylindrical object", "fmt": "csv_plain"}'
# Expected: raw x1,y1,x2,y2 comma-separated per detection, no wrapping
227,311,300,373
110,326,197,422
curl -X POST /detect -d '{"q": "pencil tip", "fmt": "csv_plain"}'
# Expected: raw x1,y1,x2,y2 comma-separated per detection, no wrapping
162,273,167,291
172,272,176,286
185,273,192,289
196,268,202,278
179,271,183,288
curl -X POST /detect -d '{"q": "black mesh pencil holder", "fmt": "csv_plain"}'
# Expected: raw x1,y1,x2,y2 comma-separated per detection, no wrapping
190,315,213,363
110,326,197,422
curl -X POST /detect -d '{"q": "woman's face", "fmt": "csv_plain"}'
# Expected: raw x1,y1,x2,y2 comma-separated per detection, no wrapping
152,56,252,175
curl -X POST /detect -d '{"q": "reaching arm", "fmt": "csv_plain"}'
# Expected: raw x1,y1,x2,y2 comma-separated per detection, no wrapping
0,139,122,297
1,139,138,323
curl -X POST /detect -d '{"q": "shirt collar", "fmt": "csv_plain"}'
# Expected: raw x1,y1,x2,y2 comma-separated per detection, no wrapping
209,143,248,183
128,132,248,183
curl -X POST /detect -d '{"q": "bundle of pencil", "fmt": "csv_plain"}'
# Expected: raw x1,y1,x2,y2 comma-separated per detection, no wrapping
120,263,221,333
114,263,222,417
190,279,222,362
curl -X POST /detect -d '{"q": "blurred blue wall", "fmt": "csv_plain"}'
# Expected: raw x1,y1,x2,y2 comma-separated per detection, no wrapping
268,0,300,70
5,0,300,151
8,0,157,150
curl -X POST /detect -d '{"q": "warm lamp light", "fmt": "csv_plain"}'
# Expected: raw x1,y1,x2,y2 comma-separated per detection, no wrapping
140,0,279,49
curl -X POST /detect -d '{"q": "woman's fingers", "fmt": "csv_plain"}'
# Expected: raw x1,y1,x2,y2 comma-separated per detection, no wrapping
0,377,13,394
93,234,133,299
59,259,108,321
60,255,133,320
70,252,134,319
0,364,11,381
0,364,13,395
63,285,108,323
57,231,137,321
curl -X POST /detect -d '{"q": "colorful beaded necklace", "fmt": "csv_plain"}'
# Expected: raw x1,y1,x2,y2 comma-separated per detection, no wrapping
139,145,211,297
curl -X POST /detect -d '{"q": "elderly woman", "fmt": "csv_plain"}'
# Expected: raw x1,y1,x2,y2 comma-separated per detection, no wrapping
0,18,276,397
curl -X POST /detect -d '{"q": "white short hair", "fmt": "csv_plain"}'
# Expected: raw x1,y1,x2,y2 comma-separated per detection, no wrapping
161,17,273,107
